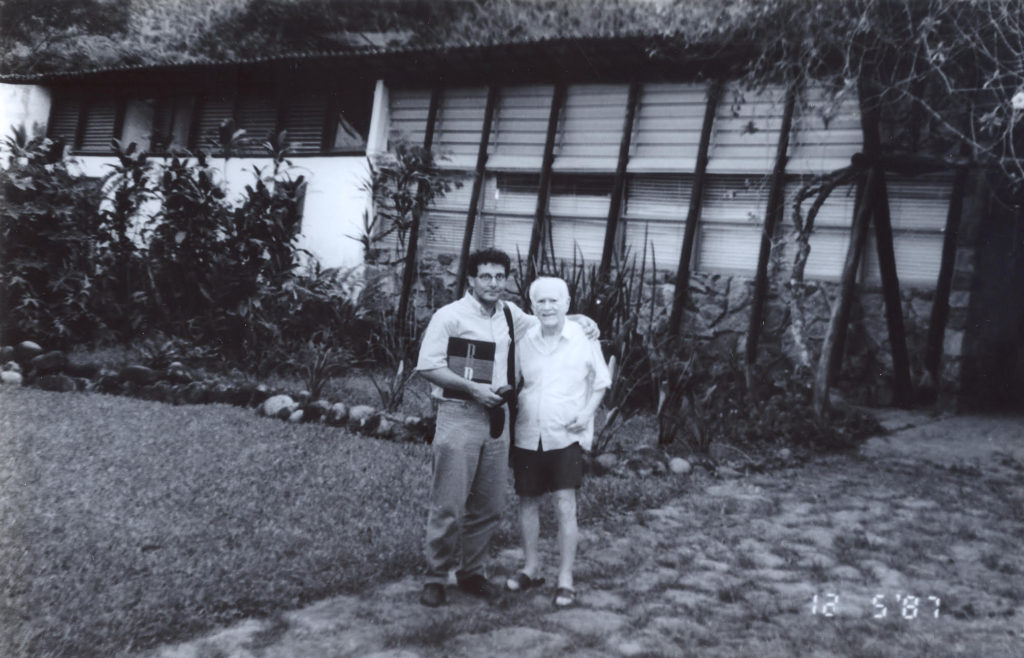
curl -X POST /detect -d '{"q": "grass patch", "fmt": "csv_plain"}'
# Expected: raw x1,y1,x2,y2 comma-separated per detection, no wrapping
0,387,687,657
0,388,431,657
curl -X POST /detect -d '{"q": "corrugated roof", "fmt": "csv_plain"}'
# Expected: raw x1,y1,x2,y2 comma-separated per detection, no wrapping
0,32,726,84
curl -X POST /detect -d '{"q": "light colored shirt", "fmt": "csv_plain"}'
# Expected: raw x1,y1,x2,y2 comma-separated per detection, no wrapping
515,320,611,452
416,292,534,399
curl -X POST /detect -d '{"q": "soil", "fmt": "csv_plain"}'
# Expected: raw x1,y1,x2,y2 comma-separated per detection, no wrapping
138,411,1024,657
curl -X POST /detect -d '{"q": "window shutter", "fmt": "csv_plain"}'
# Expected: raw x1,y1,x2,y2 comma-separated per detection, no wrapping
285,94,327,154
195,95,234,152
788,84,862,174
622,175,692,272
552,84,629,172
628,82,708,173
79,99,118,153
421,176,473,256
48,97,81,145
863,174,953,286
546,175,611,263
782,180,857,280
388,88,431,146
478,174,537,259
236,93,279,154
697,175,770,274
434,87,488,170
486,85,555,171
706,84,787,174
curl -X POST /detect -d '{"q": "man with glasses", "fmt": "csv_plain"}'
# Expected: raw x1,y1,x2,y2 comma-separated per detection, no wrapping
415,248,596,607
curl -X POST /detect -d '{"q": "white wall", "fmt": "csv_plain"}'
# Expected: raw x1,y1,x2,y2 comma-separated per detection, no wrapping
0,83,51,144
3,79,387,270
71,154,371,269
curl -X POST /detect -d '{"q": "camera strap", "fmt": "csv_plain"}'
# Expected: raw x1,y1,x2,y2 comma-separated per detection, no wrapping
502,304,517,449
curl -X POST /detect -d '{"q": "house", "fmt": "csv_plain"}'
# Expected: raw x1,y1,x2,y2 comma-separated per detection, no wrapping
1,34,1021,408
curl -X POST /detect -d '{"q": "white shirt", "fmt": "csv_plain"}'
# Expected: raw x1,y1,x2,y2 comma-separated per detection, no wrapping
515,320,611,452
416,293,534,400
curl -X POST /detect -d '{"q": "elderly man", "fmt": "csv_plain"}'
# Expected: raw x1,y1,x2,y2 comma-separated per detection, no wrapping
415,251,598,608
505,276,610,608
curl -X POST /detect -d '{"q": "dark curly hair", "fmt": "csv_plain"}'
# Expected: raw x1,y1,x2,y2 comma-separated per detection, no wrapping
466,248,511,277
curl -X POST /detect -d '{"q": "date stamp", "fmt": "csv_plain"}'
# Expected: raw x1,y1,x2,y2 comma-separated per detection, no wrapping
811,592,942,619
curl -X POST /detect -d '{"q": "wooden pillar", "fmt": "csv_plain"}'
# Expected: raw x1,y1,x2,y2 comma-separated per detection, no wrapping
395,86,441,339
526,82,567,282
924,165,968,380
668,80,722,334
814,167,879,416
457,86,499,296
859,80,913,407
599,80,641,280
745,85,797,380
871,170,914,407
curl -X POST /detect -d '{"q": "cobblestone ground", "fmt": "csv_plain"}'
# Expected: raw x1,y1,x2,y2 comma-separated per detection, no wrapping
141,413,1024,658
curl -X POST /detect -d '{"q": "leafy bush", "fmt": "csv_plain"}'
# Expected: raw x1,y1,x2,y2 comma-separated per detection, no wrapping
0,128,105,347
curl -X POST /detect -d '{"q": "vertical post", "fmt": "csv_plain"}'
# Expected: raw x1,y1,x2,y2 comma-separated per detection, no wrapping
599,80,641,280
814,167,879,416
871,171,914,407
668,79,723,334
924,165,968,381
526,82,567,282
457,85,499,296
745,85,797,381
395,85,441,340
859,80,913,407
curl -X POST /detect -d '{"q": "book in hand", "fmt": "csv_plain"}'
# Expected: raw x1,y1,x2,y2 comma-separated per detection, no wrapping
443,337,495,400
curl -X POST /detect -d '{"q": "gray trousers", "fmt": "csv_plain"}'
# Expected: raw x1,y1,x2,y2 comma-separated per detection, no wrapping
425,399,508,584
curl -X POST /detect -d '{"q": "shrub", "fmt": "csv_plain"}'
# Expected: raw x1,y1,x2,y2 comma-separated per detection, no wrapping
0,128,105,346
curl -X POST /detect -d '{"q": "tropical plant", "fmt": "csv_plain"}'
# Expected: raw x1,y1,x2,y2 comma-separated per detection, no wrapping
0,128,105,346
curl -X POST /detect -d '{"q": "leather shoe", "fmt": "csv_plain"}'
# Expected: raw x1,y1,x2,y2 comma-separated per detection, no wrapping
457,574,502,600
419,583,446,607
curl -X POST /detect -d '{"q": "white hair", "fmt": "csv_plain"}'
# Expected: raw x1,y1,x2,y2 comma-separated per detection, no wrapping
528,277,570,303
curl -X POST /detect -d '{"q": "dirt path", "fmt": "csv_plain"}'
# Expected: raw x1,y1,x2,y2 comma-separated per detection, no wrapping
141,413,1024,657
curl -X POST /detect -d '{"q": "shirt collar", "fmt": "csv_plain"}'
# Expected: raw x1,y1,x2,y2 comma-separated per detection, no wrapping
461,291,503,317
527,317,575,342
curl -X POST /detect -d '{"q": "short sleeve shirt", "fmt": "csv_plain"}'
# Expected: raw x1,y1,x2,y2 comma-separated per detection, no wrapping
515,320,611,452
416,292,534,399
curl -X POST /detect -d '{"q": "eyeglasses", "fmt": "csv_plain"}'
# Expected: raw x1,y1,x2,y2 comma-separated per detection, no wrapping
474,274,507,283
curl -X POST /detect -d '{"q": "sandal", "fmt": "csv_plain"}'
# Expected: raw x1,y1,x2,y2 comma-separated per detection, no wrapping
505,572,546,592
553,587,577,608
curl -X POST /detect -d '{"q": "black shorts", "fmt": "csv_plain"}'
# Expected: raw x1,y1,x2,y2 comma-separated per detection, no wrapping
512,441,583,497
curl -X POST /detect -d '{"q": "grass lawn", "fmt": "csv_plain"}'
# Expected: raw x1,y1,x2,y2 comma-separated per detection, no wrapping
0,387,686,657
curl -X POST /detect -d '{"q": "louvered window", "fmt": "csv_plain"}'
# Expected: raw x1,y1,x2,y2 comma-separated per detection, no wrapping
388,88,432,147
546,175,612,263
706,84,787,174
863,174,952,286
79,98,118,154
47,96,81,147
622,175,692,272
486,85,555,171
697,175,770,274
628,82,708,173
236,93,279,154
194,95,234,153
421,176,474,257
552,84,629,172
285,94,328,154
781,179,857,280
433,87,487,170
788,84,862,174
478,174,538,262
